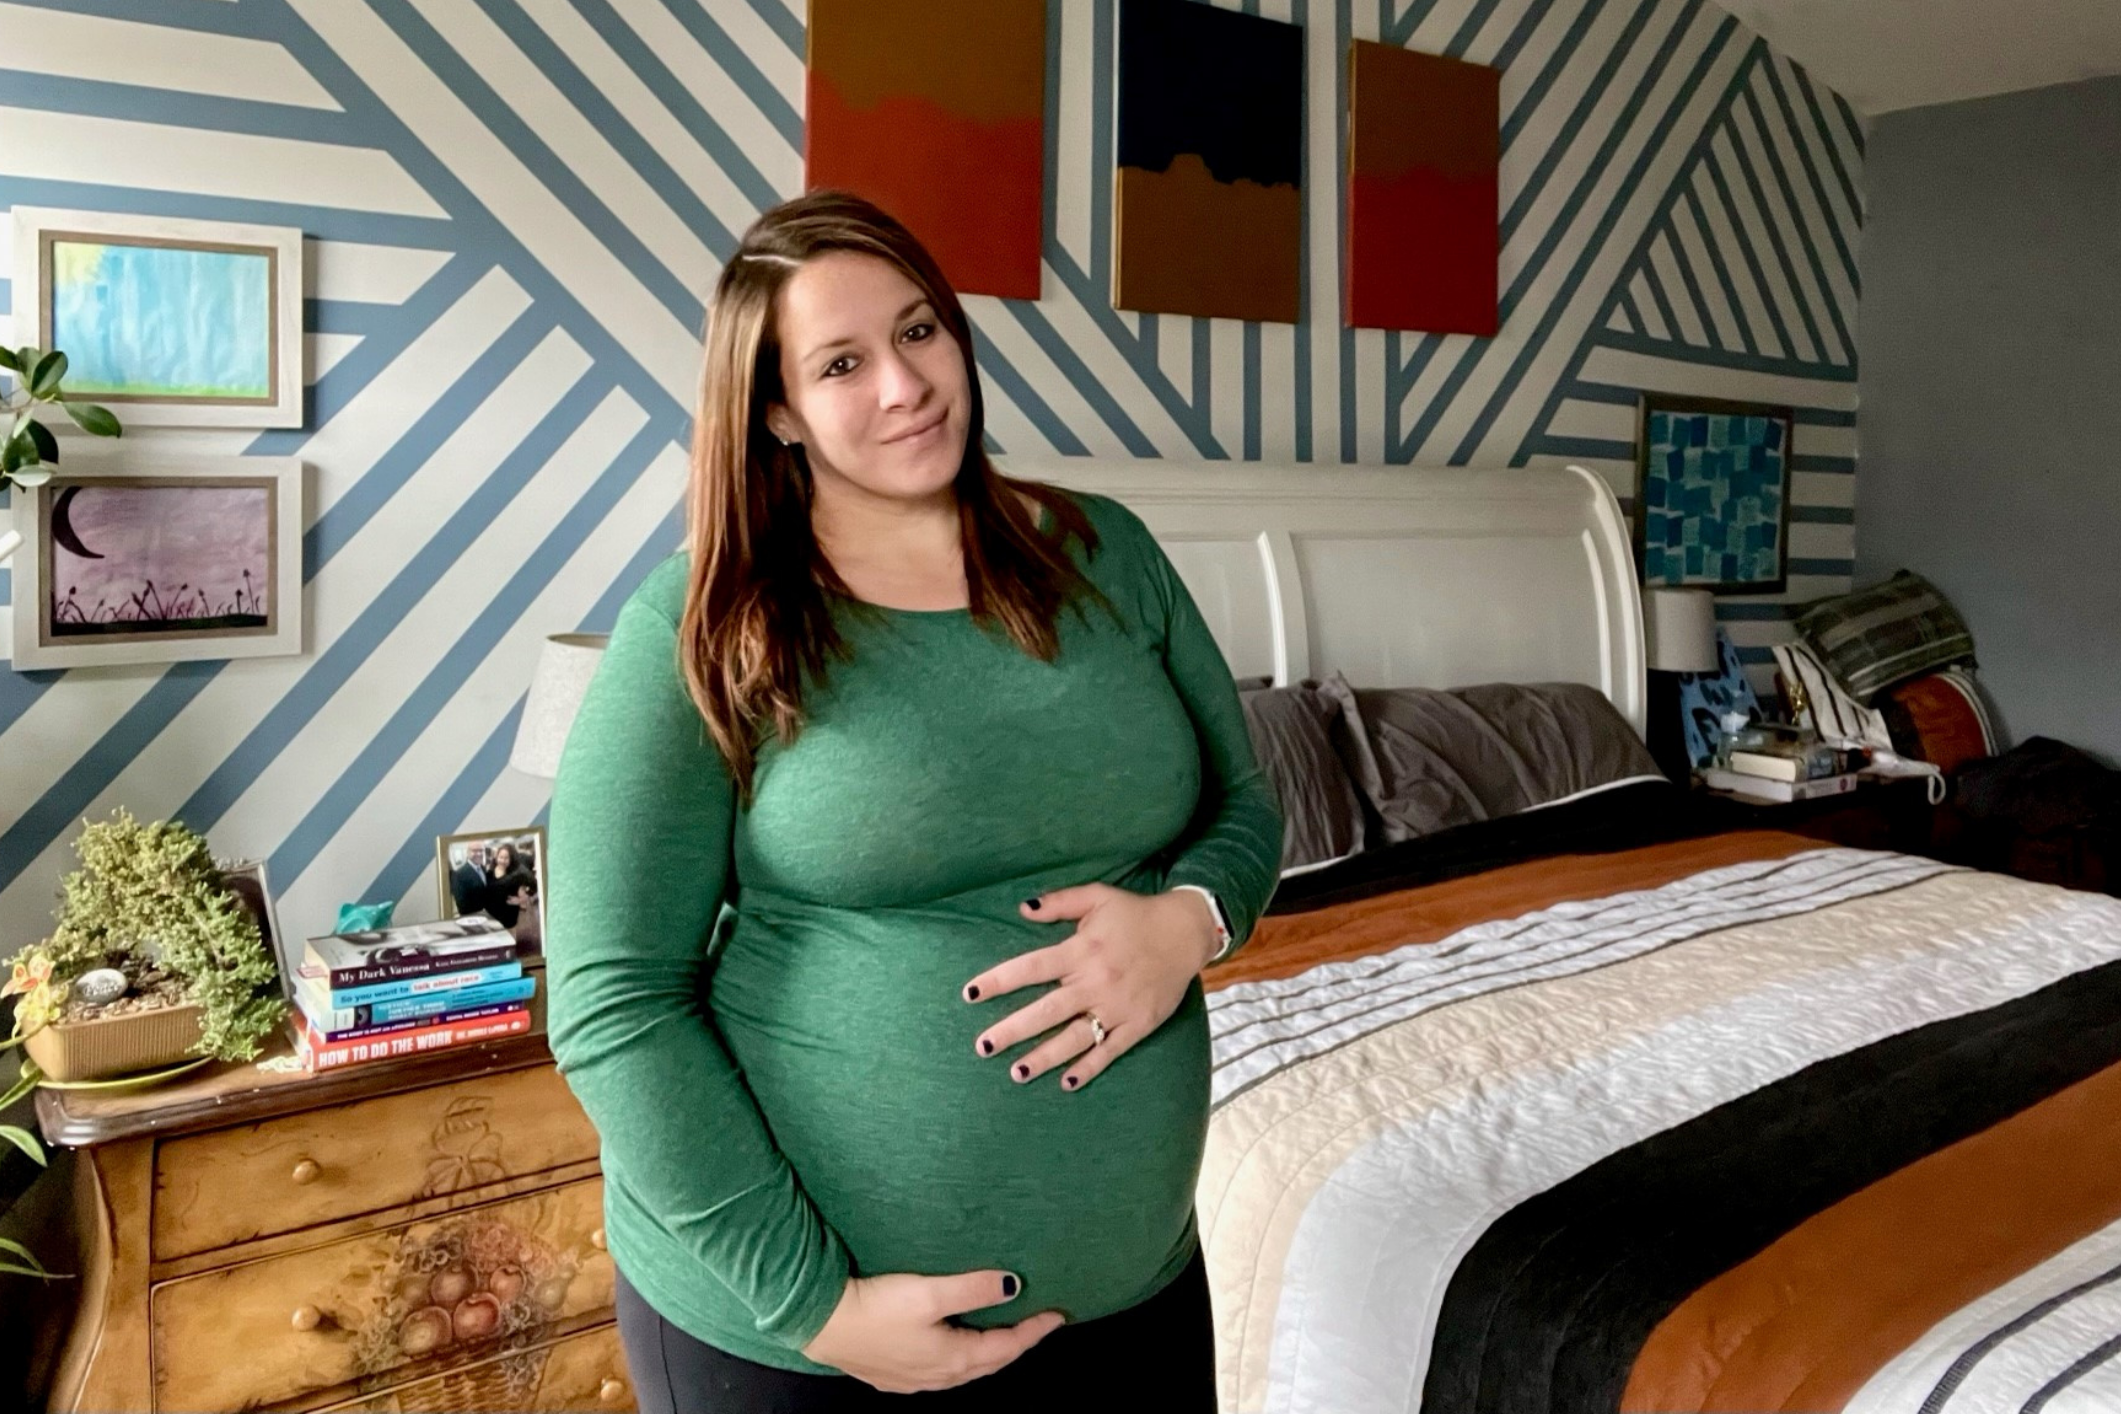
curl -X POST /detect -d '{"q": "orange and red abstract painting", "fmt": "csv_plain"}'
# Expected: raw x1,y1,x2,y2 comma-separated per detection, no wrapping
1346,40,1500,336
805,0,1045,301
1114,0,1303,324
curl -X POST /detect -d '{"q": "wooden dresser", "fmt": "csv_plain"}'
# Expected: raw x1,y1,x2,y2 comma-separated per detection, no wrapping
34,1033,635,1414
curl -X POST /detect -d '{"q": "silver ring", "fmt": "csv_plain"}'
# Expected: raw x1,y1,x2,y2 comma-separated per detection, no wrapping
1085,1012,1107,1047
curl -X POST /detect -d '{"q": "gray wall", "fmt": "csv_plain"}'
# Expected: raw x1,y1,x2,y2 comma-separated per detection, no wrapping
1858,76,2121,766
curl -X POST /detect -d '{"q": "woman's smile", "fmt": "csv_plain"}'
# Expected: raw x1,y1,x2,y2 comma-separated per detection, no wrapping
884,410,949,448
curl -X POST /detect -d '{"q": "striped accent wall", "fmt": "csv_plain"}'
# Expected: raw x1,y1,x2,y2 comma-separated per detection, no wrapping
0,0,1863,949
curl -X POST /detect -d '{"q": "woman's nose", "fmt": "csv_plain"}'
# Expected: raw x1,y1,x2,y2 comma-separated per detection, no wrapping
875,347,930,409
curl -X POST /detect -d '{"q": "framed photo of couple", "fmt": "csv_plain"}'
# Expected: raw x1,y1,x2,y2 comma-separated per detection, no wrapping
435,826,546,959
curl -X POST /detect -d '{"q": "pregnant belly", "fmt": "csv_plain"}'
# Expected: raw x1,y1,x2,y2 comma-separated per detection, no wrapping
709,896,1209,1326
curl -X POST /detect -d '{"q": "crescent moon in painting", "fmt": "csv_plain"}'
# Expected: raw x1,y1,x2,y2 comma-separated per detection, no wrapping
49,486,104,560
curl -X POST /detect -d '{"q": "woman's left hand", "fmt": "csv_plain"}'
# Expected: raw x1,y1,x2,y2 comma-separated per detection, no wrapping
961,885,1221,1092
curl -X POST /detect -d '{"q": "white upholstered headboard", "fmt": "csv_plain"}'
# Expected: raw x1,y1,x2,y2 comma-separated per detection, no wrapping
994,459,1648,739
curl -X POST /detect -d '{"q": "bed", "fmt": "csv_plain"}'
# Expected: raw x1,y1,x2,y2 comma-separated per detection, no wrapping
1001,458,2121,1414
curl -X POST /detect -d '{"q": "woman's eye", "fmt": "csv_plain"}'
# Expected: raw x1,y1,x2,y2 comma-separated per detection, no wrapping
902,321,934,343
823,356,856,378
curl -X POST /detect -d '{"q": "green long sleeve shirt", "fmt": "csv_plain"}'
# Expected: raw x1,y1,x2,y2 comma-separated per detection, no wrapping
545,489,1282,1374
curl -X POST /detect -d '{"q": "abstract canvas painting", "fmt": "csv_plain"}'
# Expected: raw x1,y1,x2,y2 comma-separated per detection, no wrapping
1114,0,1303,323
48,237,275,402
12,207,305,428
9,456,307,668
806,0,1045,300
1635,393,1795,595
1346,40,1500,335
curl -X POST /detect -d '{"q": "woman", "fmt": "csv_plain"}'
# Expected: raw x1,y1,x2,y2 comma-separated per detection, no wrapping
482,841,532,928
546,191,1281,1412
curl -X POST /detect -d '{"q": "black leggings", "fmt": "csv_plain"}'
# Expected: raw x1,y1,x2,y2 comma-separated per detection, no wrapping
615,1245,1216,1413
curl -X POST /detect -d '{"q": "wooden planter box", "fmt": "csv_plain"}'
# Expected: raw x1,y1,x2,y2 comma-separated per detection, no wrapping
23,1002,204,1082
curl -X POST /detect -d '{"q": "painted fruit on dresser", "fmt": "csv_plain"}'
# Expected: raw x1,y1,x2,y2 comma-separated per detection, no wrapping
351,1211,582,1408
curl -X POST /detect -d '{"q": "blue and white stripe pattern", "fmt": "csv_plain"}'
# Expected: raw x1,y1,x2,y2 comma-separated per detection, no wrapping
0,0,1863,948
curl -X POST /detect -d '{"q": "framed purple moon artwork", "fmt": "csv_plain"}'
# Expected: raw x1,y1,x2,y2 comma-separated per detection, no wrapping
8,455,306,668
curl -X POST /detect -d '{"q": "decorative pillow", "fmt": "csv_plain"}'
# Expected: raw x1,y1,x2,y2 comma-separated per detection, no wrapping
1237,684,1370,875
1792,570,1977,703
1879,667,1997,775
1317,673,1660,844
1676,626,1763,770
1771,639,1893,751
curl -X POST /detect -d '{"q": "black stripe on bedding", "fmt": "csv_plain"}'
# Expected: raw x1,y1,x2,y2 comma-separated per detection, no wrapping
1920,1260,2121,1413
1420,957,2121,1414
1266,779,1699,915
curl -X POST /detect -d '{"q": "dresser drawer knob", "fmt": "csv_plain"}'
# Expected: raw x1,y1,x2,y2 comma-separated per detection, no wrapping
590,1226,606,1251
599,1376,627,1406
291,1304,322,1332
291,1158,322,1186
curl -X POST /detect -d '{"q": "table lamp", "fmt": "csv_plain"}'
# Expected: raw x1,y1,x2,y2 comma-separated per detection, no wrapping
509,633,609,779
1643,587,1717,783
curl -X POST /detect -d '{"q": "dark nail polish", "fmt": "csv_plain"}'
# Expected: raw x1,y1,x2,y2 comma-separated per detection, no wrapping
964,984,980,1001
1013,1063,1030,1081
1001,1274,1019,1298
1023,897,1042,912
979,1038,994,1056
1064,1075,1080,1090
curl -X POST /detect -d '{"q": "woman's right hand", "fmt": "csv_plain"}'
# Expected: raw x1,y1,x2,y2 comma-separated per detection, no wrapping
799,1270,1065,1393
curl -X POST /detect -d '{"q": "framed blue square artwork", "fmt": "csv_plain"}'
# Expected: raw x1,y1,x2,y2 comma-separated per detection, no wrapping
1634,393,1794,595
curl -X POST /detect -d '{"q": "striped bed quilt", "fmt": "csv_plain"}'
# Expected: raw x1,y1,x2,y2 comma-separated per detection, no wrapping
1199,829,2121,1413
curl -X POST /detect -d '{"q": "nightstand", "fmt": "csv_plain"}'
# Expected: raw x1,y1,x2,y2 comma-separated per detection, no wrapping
1689,773,1942,856
35,1032,634,1414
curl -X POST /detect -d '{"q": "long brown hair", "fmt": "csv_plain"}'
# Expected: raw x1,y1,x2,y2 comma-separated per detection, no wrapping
678,191,1103,801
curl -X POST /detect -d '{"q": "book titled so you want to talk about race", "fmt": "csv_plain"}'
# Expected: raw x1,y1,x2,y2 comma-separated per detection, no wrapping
293,915,533,1071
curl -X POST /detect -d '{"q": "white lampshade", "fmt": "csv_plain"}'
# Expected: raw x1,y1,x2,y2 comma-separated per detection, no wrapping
1643,587,1719,674
509,633,609,779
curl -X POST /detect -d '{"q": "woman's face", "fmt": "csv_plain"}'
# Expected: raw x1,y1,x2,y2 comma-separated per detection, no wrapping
765,251,970,512
492,844,515,873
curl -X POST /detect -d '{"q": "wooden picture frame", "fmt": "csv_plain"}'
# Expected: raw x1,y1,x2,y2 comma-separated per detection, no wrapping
10,206,305,429
218,859,293,1005
8,453,307,669
436,826,548,960
1634,392,1795,596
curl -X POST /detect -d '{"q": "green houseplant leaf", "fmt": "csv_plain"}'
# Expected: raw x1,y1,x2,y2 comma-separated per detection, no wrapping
0,1125,42,1167
28,351,67,399
24,418,58,465
62,401,121,438
0,347,17,374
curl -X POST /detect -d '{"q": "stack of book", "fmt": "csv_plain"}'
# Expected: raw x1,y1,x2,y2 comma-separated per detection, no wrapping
1703,736,1863,803
293,915,535,1071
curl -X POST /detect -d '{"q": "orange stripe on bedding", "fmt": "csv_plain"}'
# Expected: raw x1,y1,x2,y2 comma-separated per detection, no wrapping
1622,1057,2121,1413
1204,830,1823,992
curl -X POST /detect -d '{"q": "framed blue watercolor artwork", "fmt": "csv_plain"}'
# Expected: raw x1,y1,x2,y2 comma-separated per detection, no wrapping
12,207,304,429
49,239,275,402
1634,392,1794,595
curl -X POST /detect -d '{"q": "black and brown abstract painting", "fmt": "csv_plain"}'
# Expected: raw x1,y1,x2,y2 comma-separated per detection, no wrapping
1113,0,1303,324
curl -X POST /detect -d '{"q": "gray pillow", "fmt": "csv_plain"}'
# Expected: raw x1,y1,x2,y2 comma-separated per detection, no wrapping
1317,673,1660,843
1238,684,1369,875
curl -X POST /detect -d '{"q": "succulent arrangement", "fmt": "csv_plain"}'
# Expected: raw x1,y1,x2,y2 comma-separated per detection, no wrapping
4,809,285,1063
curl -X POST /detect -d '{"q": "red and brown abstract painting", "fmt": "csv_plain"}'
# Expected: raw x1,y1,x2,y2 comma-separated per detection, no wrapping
805,0,1046,301
1346,40,1500,336
1114,0,1303,324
